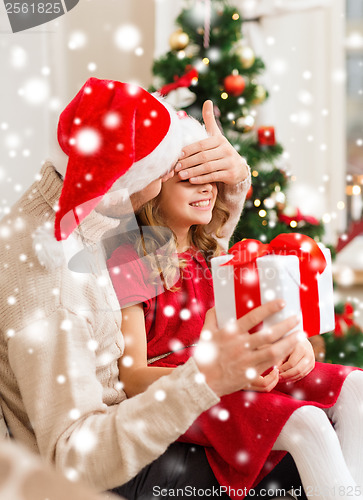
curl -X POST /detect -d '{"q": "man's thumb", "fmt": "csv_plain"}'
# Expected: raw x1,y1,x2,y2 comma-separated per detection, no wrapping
202,100,221,136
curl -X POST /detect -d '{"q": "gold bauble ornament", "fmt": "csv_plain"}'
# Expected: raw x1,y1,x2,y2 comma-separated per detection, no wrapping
235,115,255,132
252,85,267,105
169,29,190,51
237,45,255,69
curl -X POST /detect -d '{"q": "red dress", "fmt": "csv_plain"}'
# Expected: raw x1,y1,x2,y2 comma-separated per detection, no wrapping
108,244,359,499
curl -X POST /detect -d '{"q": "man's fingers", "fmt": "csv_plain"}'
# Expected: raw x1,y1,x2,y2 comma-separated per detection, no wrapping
236,299,287,333
177,136,220,165
202,100,222,137
161,170,175,183
203,307,218,332
250,317,300,350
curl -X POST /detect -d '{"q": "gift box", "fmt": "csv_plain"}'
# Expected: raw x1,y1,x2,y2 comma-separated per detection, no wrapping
211,233,335,336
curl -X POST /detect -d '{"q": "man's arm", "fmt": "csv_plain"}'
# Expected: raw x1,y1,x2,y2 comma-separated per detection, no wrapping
8,309,218,491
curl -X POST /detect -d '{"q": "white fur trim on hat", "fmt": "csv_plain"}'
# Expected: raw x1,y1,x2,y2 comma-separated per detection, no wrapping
111,98,209,196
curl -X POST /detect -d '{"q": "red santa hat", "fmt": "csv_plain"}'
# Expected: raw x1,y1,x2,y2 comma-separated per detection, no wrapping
55,77,206,241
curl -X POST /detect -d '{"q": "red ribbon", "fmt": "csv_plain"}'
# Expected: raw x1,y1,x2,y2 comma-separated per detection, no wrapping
159,68,198,96
279,208,320,226
334,303,355,337
224,233,327,336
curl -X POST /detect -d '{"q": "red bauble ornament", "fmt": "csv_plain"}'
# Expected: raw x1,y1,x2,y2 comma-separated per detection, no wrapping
223,74,245,97
257,126,276,146
246,185,253,200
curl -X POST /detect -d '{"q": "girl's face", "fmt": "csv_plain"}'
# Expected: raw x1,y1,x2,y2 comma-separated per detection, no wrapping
158,175,218,233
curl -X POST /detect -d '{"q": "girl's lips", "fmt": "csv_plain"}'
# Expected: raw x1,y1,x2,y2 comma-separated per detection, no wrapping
189,199,212,209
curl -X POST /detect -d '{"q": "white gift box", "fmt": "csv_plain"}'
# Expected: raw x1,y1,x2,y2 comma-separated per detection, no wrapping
211,244,335,335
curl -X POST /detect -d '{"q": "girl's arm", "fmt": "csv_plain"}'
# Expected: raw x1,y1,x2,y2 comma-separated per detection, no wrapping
119,304,174,397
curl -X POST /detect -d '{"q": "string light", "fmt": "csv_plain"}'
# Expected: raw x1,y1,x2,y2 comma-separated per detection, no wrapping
221,92,228,100
258,209,267,217
262,220,268,226
202,57,210,65
232,13,239,20
252,170,259,177
290,221,297,228
254,199,261,207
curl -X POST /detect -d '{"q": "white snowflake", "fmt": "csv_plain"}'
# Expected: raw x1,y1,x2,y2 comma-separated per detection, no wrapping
164,305,175,317
104,112,120,129
236,450,249,464
69,408,81,420
169,339,183,352
73,427,97,454
194,372,206,384
74,128,101,155
121,355,133,367
114,24,141,52
60,319,72,331
193,340,217,365
218,409,229,421
180,308,191,320
65,468,79,482
68,31,87,50
20,78,50,105
154,390,166,402
87,339,98,352
6,329,15,339
264,289,276,301
245,368,257,380
10,45,27,68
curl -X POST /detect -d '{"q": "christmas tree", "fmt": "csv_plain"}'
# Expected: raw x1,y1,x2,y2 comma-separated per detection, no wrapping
150,0,325,245
150,0,363,367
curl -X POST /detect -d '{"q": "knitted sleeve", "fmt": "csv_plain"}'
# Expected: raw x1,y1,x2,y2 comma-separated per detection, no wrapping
7,310,219,491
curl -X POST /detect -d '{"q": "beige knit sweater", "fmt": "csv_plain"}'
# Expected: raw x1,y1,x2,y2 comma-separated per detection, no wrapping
0,162,250,491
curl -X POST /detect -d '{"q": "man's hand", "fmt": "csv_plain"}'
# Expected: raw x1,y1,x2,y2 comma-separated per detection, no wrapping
278,337,315,383
175,100,249,185
193,300,301,398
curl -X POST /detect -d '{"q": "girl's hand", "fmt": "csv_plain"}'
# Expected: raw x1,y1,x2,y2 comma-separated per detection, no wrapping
245,367,280,393
278,337,315,383
175,100,249,185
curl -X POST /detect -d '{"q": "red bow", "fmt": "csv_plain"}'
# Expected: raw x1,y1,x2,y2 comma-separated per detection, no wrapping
225,234,327,336
334,303,355,337
159,68,199,96
279,208,320,226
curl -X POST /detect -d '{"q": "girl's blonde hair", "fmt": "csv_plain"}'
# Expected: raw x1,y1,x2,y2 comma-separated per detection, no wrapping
130,188,230,290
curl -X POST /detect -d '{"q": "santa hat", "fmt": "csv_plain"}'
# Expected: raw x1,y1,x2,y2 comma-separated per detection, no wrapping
55,77,207,241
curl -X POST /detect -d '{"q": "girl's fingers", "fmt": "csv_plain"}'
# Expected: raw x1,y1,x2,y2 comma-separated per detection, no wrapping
279,357,315,381
252,331,300,374
246,368,279,392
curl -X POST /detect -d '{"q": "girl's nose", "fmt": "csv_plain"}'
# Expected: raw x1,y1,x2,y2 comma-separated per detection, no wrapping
199,182,214,193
